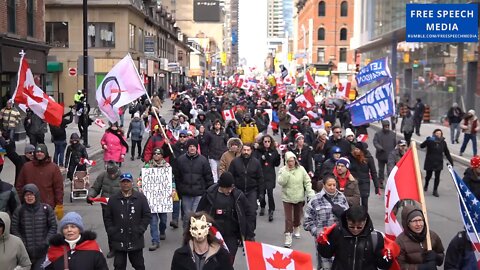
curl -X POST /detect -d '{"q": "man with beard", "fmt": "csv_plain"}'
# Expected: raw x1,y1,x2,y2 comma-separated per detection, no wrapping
373,120,396,188
228,143,264,239
16,144,64,220
323,125,351,157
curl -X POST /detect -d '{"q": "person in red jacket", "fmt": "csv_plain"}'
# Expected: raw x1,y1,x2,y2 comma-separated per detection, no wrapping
16,144,64,220
143,123,175,162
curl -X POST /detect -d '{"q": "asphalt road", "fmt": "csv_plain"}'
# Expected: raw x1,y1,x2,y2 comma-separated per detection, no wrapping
62,129,466,269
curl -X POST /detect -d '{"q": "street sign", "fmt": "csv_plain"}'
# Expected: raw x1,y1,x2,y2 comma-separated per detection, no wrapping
69,67,77,76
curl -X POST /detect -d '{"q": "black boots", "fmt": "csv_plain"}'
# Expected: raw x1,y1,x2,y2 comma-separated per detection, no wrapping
433,190,439,197
268,210,274,222
259,208,265,216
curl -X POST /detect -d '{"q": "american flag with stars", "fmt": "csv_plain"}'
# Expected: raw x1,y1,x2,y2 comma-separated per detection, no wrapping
449,165,480,267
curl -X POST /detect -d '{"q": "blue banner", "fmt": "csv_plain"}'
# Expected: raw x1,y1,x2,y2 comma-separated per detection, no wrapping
355,57,391,88
347,80,395,126
406,4,478,42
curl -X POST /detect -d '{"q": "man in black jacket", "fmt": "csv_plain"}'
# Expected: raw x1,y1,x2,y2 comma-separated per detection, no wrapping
207,120,228,183
197,172,254,263
228,143,264,238
49,110,73,169
323,125,351,157
173,138,213,228
105,172,151,270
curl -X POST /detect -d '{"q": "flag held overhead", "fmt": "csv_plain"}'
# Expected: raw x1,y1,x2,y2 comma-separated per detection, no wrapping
244,241,313,270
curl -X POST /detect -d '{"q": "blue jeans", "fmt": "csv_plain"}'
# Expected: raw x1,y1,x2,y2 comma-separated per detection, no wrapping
172,200,180,222
181,196,201,228
150,213,167,244
450,123,461,143
53,140,67,166
460,133,478,155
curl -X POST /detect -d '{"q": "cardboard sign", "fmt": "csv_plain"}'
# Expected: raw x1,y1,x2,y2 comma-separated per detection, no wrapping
141,167,173,213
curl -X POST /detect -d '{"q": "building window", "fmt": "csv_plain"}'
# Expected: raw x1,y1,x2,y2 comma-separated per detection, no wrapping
317,27,325,40
129,24,135,49
318,1,325,17
138,28,144,52
317,48,325,63
7,0,15,33
46,22,69,48
341,1,348,17
87,23,115,48
340,28,347,40
27,0,34,36
339,48,347,62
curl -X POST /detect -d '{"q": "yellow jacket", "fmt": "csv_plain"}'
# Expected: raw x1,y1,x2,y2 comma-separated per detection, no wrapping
236,122,259,144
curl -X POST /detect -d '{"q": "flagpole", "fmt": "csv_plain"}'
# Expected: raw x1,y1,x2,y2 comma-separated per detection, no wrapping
127,54,175,157
411,140,432,250
11,51,26,104
448,165,480,252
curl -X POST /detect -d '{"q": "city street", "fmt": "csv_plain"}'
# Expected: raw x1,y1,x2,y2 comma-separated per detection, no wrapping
44,101,465,269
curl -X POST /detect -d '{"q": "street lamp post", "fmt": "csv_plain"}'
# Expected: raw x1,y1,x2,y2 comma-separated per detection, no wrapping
83,0,90,147
301,25,307,76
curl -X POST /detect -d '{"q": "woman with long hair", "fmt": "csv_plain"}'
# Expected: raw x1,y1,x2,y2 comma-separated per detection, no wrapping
100,122,128,167
348,142,380,211
171,212,232,270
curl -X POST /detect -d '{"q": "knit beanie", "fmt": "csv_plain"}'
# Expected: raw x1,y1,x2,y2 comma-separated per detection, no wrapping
406,209,424,223
471,155,480,169
24,144,36,154
345,128,355,137
218,172,235,188
336,157,350,169
59,212,84,232
35,144,49,156
186,138,198,148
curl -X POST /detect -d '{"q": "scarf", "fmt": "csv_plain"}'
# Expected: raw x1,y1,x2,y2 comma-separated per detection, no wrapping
333,167,350,191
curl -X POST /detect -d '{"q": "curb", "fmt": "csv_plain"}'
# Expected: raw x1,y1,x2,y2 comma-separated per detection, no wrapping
369,125,471,167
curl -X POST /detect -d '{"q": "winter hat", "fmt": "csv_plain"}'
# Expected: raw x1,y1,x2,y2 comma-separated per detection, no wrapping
24,144,35,154
59,212,84,233
345,128,355,137
186,138,198,148
295,133,304,141
381,120,390,127
354,142,366,152
469,109,476,116
406,209,424,223
153,147,164,156
179,130,188,136
317,129,327,137
397,139,407,146
471,156,480,169
218,172,235,188
336,157,350,169
35,144,49,156
324,121,332,128
106,161,119,175
70,133,80,141
134,112,140,118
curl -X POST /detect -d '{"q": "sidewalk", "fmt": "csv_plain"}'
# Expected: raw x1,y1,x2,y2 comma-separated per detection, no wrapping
370,120,475,166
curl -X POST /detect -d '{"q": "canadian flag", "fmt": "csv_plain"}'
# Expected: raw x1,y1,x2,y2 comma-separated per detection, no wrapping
305,70,317,89
222,109,235,121
90,197,109,204
385,147,420,239
79,158,97,166
245,241,313,270
209,226,229,252
94,118,106,128
294,89,316,108
275,83,287,99
283,75,296,85
287,112,299,124
96,54,146,123
357,134,368,142
13,54,64,126
335,82,351,99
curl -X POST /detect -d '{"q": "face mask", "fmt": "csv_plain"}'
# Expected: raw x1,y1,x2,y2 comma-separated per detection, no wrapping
189,215,211,241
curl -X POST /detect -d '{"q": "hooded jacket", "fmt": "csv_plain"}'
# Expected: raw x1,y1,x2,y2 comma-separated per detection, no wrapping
0,179,20,216
65,142,88,180
88,170,121,198
318,212,392,270
278,151,315,203
16,157,64,208
127,117,145,141
373,129,397,161
0,211,32,270
396,205,444,269
11,184,57,262
228,152,264,194
236,119,259,144
218,138,242,176
44,231,107,270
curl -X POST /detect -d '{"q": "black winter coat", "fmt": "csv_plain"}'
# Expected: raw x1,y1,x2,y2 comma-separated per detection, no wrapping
65,143,88,180
11,184,57,261
207,130,228,160
463,168,480,200
197,184,255,239
49,112,73,141
253,148,281,190
45,231,108,270
197,132,211,158
171,242,233,270
348,153,379,196
228,156,265,194
318,213,392,270
420,137,453,171
324,137,351,158
288,145,314,173
104,190,151,251
174,153,214,197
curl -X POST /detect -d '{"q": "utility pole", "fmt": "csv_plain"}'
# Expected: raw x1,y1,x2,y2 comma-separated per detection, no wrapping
83,0,90,147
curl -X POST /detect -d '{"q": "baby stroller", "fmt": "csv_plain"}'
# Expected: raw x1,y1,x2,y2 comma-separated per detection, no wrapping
70,165,90,202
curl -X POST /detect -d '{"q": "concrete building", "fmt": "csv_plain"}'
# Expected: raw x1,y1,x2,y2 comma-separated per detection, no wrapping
268,0,285,38
0,0,50,107
296,0,356,85
351,0,479,119
45,0,190,107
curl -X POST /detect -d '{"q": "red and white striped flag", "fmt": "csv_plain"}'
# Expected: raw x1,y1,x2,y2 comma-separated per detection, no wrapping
79,157,97,166
222,109,235,121
244,241,313,270
210,226,229,252
357,134,368,142
13,54,64,126
385,148,420,239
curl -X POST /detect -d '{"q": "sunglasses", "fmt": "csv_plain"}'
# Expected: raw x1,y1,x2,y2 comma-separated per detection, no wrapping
179,135,187,138
263,140,271,143
334,131,342,134
25,152,34,154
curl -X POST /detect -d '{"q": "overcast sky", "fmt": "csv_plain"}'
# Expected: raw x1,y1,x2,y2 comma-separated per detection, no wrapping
238,0,268,71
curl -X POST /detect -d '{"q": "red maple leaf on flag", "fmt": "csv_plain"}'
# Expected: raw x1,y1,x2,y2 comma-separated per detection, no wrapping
24,84,44,104
266,251,292,269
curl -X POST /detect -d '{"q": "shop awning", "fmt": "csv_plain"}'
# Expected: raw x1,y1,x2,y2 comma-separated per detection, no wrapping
47,61,63,73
